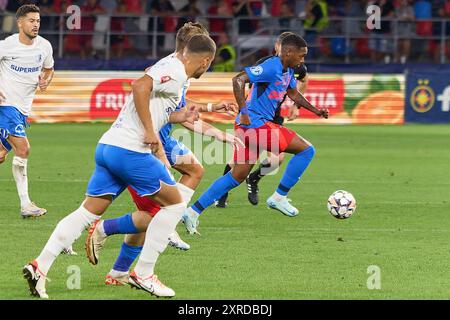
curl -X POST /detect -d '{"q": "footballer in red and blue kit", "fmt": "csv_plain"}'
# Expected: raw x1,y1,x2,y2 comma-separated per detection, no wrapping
233,55,298,163
183,33,328,229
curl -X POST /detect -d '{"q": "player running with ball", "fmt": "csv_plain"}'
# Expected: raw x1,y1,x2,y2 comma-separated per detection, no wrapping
183,34,328,235
216,31,310,208
0,4,53,218
23,34,216,299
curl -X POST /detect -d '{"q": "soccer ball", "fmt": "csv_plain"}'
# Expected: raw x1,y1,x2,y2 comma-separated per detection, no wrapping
327,190,356,219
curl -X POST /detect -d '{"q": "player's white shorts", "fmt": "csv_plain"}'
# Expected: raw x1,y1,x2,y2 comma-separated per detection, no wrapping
86,143,176,200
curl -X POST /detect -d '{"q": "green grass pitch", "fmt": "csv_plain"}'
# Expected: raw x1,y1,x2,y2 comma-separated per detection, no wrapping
0,123,449,300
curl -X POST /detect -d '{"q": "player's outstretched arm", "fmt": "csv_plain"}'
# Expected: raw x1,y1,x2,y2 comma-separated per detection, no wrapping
168,105,200,124
133,75,161,153
232,71,251,125
287,87,328,119
181,120,245,149
185,99,238,116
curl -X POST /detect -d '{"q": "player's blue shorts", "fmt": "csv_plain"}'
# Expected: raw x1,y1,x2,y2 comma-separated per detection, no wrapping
86,144,176,200
0,106,29,139
0,131,12,152
163,136,191,166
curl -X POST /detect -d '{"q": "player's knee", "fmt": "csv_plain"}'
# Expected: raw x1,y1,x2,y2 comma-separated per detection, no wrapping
191,163,205,180
300,145,316,160
15,145,30,158
0,155,6,164
231,170,248,183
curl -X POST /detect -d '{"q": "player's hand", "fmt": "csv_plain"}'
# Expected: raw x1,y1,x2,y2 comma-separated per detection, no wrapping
239,113,251,126
144,131,161,154
317,108,329,119
213,101,238,116
287,105,299,121
184,105,200,124
0,91,5,103
155,148,171,169
38,75,50,92
222,133,245,151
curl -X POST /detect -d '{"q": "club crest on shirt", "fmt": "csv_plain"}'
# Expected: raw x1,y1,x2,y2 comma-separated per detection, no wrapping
161,76,172,84
250,66,263,76
36,54,43,63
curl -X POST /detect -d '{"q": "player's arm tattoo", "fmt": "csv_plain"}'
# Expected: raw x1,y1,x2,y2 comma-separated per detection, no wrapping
287,87,321,116
232,71,250,111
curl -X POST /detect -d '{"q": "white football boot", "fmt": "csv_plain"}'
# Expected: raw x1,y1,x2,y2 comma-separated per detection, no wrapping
21,202,47,219
85,220,107,265
129,271,175,298
23,260,49,299
267,196,299,217
168,231,190,251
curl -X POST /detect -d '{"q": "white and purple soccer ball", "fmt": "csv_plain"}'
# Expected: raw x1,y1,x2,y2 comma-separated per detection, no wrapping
327,190,356,219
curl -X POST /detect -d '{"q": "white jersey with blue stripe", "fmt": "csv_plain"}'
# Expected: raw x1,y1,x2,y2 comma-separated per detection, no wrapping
159,80,189,145
0,34,54,116
99,54,188,154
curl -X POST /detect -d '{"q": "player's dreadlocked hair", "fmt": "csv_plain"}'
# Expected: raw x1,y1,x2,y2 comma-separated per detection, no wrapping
281,34,307,49
16,4,40,19
186,34,216,56
176,22,210,52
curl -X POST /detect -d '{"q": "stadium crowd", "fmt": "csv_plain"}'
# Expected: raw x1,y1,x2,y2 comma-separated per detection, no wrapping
0,0,449,64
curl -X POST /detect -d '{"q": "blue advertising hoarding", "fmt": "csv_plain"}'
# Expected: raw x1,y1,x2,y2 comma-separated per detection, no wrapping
405,71,450,123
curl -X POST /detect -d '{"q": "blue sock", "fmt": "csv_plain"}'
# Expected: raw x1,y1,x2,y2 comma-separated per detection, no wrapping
103,213,139,236
112,242,143,272
192,172,240,214
276,146,316,196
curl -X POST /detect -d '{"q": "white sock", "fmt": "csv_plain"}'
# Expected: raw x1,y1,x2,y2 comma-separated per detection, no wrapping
176,183,195,204
272,191,287,202
36,205,100,275
12,156,31,207
134,202,186,278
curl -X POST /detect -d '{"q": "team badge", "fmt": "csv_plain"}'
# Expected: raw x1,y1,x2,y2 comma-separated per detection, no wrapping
410,79,435,113
36,54,43,63
249,66,263,76
160,76,172,84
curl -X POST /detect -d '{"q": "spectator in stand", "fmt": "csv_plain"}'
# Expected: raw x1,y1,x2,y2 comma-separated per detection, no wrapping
430,0,450,62
75,0,106,58
369,0,395,63
36,0,56,32
110,0,127,58
100,0,117,13
147,0,176,49
303,0,329,59
178,0,202,29
233,0,254,34
396,0,414,64
270,0,283,17
212,32,236,71
207,0,233,42
279,1,294,33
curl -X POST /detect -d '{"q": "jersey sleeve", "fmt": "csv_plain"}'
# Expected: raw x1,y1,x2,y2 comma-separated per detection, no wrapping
43,42,54,69
244,59,277,83
288,70,297,89
0,40,6,60
146,63,178,94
